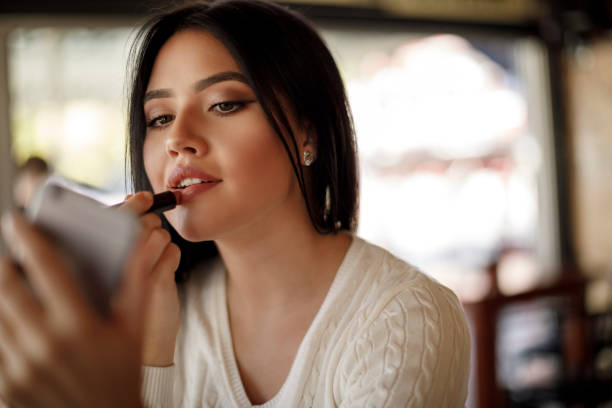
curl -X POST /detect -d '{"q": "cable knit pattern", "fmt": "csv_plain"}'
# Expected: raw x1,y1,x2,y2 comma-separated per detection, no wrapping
141,236,470,407
409,286,441,406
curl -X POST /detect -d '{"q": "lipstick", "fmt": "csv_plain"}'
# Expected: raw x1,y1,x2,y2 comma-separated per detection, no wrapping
110,190,182,213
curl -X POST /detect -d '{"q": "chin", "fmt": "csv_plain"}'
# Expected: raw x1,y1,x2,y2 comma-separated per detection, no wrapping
173,224,212,243
165,212,213,242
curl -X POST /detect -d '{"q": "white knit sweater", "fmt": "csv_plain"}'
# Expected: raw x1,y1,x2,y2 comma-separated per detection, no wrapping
141,236,471,407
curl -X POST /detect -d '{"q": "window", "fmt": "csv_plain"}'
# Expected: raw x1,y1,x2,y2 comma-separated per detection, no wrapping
322,25,559,299
7,21,560,298
9,26,135,203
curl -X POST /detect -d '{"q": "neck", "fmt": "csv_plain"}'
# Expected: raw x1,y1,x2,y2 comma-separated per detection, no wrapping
215,210,352,315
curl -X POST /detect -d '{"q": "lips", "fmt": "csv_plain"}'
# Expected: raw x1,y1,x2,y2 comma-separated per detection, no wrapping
167,166,222,204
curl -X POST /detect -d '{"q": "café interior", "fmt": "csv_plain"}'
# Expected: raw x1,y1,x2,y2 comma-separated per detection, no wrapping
0,0,611,406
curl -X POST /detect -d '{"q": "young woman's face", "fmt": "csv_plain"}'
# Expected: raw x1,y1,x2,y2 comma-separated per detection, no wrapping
143,29,302,241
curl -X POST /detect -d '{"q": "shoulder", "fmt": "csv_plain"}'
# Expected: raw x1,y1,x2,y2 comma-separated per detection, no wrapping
335,238,471,407
348,237,465,327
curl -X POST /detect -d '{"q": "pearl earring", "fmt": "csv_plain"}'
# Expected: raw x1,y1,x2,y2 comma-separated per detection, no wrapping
303,150,315,166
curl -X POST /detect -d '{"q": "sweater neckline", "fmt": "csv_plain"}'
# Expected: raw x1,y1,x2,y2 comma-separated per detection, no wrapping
216,234,365,408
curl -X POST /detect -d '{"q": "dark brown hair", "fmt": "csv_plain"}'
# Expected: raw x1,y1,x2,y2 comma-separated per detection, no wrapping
127,0,358,279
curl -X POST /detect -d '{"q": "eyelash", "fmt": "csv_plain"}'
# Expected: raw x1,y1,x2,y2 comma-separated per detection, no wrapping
146,100,255,129
146,114,173,128
210,100,253,115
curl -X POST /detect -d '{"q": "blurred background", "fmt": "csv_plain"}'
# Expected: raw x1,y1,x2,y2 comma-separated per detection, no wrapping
0,0,611,406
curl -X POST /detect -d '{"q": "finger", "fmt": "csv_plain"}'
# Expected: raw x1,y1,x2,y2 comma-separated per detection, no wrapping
149,243,181,295
0,261,75,408
151,243,181,285
0,258,44,334
0,258,52,371
113,228,173,338
0,312,17,370
0,308,16,353
1,212,90,319
0,357,67,408
0,259,19,350
0,360,10,402
116,191,153,215
140,213,162,232
136,228,173,276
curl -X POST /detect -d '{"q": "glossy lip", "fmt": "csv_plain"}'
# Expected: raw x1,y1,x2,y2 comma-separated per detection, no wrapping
167,166,223,204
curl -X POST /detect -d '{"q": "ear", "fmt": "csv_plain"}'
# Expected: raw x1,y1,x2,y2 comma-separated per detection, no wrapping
299,121,317,151
298,122,318,167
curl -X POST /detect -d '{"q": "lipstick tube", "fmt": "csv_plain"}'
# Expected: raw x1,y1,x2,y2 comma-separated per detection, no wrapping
109,190,181,213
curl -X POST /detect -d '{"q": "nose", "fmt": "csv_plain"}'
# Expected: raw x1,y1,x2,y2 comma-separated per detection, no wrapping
165,111,208,158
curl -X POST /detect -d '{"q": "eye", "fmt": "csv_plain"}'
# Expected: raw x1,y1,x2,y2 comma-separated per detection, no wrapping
209,100,254,115
147,114,174,128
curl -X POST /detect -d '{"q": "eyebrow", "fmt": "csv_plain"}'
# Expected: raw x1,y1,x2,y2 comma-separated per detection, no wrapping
143,71,249,103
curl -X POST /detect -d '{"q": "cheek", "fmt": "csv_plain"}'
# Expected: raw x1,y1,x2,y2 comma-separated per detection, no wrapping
229,133,293,192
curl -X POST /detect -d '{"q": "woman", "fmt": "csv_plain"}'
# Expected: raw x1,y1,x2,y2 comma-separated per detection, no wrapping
0,1,470,406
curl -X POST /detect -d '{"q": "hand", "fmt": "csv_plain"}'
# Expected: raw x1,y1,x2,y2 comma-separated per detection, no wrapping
116,192,181,367
0,211,145,407
0,191,180,406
